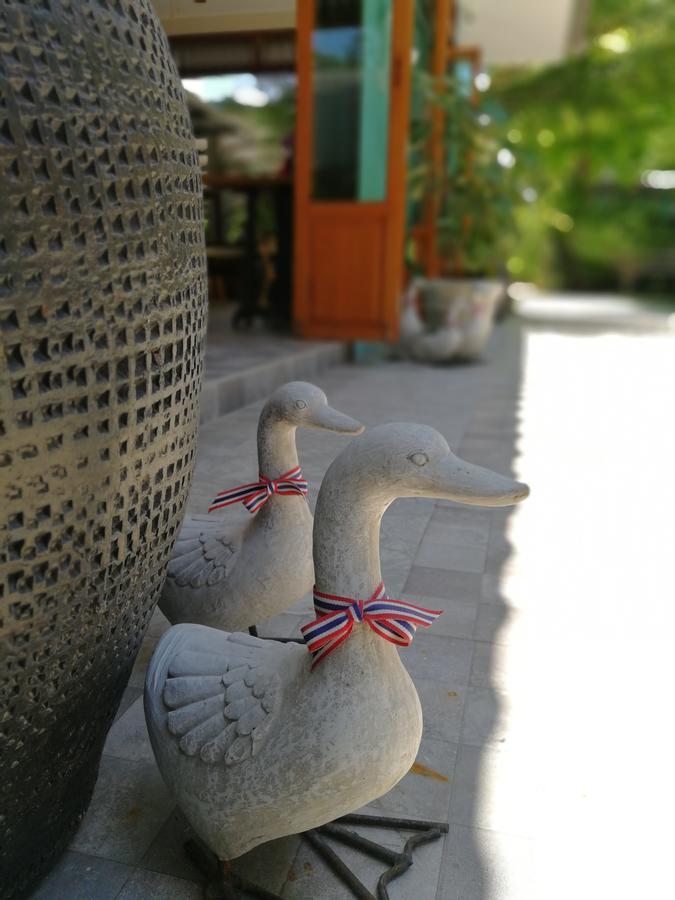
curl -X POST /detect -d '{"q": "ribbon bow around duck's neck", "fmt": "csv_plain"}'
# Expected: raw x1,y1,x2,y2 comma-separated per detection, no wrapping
208,466,308,514
301,583,442,669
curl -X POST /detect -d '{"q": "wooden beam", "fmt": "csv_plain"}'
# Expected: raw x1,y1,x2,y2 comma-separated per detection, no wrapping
422,0,453,277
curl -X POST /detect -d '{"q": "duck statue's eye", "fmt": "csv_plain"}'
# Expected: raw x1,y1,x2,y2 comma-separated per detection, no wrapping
408,451,429,467
294,400,307,410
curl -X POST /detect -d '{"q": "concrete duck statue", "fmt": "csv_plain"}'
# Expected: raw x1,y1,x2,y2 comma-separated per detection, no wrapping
159,382,363,631
145,423,529,861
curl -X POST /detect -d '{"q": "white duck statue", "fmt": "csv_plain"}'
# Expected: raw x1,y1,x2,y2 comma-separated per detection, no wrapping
145,423,529,863
159,382,363,631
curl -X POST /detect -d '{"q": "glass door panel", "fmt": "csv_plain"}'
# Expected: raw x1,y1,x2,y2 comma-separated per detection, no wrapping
311,0,391,201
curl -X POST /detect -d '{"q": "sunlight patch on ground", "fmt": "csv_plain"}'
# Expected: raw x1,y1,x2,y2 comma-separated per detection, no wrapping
479,325,675,899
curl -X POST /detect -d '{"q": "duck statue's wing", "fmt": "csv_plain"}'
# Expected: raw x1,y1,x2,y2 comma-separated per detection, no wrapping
157,626,301,766
166,514,239,589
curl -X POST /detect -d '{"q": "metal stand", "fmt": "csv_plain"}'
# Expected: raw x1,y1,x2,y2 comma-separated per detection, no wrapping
186,812,448,900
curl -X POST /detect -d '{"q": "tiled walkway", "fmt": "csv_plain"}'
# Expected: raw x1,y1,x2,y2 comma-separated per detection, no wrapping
32,306,675,899
199,304,347,424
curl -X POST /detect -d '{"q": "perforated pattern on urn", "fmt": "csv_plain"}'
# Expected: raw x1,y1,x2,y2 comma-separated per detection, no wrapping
0,2,206,895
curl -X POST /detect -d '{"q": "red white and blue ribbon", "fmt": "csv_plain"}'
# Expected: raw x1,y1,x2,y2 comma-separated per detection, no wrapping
208,466,308,514
301,582,442,669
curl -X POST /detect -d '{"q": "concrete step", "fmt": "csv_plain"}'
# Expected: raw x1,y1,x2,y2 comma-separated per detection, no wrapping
199,336,348,425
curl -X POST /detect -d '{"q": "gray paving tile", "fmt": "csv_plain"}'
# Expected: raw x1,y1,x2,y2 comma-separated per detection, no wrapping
199,383,218,426
423,518,491,548
415,678,465,744
115,869,203,899
436,825,536,900
104,696,155,764
382,557,417,596
473,602,510,642
231,834,302,895
404,567,482,603
127,607,171,689
480,570,504,603
216,377,244,416
467,410,520,434
457,439,515,473
140,808,202,883
402,634,474,689
484,538,518,576
428,505,493,533
374,737,457,822
414,540,487,574
201,327,347,423
382,509,434,543
458,685,507,748
448,744,534,838
142,807,299,895
405,591,478,639
29,851,132,900
386,497,437,520
469,640,510,689
114,684,143,723
70,756,174,865
379,522,432,593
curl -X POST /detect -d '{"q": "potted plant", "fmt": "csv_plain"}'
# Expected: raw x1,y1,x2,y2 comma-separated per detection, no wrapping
403,66,519,361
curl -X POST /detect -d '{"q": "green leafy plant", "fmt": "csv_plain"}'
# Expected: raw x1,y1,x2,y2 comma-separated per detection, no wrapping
407,68,520,277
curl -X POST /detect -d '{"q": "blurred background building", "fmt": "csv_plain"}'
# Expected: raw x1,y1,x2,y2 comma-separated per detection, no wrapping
150,0,675,338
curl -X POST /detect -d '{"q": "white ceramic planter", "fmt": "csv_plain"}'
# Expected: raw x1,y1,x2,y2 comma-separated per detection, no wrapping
402,278,505,363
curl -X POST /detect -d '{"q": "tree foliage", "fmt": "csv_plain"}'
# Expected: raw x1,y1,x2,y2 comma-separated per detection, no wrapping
491,0,675,288
407,69,519,276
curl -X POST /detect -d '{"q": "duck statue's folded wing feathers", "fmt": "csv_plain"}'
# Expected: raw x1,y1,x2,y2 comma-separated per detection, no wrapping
150,625,302,766
166,515,239,589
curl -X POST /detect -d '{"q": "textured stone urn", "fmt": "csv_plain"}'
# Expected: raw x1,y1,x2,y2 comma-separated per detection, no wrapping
0,2,207,896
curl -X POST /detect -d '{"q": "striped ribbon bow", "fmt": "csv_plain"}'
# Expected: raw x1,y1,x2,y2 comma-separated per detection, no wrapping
208,466,308,514
301,582,442,669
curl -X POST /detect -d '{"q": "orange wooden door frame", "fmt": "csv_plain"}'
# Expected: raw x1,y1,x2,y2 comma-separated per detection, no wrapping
417,0,454,278
441,44,482,277
293,0,414,340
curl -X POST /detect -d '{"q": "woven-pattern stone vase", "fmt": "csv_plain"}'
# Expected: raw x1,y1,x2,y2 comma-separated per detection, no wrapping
0,2,207,896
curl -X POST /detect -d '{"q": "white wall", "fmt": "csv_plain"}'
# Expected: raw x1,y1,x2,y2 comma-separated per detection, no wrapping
151,0,296,36
151,0,582,63
457,0,581,65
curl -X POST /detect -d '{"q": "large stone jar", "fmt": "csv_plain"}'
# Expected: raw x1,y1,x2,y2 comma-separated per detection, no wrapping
0,2,207,896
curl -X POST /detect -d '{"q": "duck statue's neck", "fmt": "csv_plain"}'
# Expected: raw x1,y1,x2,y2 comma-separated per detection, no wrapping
257,408,299,480
312,469,403,672
313,473,390,600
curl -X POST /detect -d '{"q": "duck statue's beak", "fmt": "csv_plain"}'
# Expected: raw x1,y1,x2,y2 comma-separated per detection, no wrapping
426,453,529,508
309,405,364,435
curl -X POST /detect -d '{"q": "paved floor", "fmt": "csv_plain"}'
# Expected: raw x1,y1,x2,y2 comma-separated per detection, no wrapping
32,305,675,898
199,305,346,424
202,304,339,387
